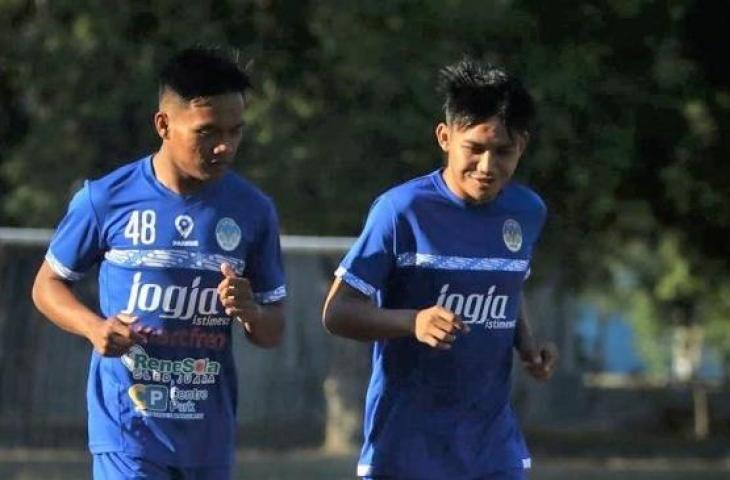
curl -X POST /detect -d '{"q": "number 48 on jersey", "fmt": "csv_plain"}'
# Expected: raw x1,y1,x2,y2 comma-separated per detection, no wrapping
124,210,156,245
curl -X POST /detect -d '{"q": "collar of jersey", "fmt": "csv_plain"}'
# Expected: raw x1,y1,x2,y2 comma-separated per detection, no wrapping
431,168,503,211
142,154,227,202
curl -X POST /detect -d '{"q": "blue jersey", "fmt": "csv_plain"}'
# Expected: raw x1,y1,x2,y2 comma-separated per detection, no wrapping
337,170,546,479
46,156,286,467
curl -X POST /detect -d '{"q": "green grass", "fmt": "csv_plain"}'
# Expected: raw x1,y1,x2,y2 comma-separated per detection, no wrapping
0,450,728,480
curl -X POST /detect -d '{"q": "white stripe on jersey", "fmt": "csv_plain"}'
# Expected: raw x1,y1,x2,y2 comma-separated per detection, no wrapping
254,285,287,304
104,248,245,275
356,464,373,477
335,266,377,297
45,251,85,281
396,252,529,272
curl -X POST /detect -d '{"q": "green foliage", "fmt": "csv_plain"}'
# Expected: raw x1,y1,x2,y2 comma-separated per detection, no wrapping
1,0,728,366
594,232,716,377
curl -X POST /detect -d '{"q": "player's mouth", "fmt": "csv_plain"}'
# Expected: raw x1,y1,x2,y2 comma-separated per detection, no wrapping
468,174,495,187
205,158,232,170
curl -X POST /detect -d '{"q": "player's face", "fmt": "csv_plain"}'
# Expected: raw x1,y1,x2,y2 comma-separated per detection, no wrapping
436,116,527,204
162,92,245,182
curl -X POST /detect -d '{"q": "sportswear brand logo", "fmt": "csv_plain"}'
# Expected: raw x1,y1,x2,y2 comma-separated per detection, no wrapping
174,215,194,238
436,283,513,327
173,214,199,246
122,272,220,320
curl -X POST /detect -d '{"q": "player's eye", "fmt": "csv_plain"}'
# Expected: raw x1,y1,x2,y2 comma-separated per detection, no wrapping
495,147,514,156
466,146,485,155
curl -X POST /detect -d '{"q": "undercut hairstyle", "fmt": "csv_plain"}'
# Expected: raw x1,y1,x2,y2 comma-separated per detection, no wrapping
158,46,251,101
438,58,535,136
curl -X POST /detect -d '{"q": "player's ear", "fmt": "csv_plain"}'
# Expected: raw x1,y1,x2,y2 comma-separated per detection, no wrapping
514,131,529,157
435,122,450,152
154,112,170,140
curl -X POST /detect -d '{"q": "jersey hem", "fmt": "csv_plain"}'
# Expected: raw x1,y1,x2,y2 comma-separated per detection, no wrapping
89,444,234,467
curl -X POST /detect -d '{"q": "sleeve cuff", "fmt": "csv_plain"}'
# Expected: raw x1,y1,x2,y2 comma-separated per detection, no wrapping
254,285,287,304
335,266,377,298
45,251,85,281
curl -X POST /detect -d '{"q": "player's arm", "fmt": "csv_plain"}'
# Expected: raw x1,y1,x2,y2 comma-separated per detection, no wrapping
32,260,148,356
218,263,284,348
322,277,468,349
244,301,284,348
514,292,558,380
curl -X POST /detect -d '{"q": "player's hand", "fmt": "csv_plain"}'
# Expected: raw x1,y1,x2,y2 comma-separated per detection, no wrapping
87,313,152,357
218,263,262,326
520,341,558,381
413,305,470,350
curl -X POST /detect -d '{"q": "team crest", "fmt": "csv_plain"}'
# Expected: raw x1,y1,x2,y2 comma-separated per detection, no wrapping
174,215,194,239
215,217,241,252
502,219,523,253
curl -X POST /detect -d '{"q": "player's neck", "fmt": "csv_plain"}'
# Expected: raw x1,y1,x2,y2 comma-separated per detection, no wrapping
441,168,496,205
152,150,205,195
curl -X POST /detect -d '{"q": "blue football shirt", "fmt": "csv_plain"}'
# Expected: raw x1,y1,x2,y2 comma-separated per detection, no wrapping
46,155,286,467
337,169,546,479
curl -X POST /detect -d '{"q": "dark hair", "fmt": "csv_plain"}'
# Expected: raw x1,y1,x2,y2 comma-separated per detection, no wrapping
158,46,251,100
438,58,535,136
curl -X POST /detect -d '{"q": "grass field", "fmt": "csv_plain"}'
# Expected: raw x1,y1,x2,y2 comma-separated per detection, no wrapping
1,450,729,480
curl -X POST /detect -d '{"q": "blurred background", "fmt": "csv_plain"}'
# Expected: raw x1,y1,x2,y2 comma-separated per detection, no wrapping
1,0,729,479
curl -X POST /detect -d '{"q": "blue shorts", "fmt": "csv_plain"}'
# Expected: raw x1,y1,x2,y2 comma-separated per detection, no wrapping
362,471,526,480
93,453,231,480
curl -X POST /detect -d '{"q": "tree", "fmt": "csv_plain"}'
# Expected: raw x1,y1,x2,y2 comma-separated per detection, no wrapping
1,0,729,373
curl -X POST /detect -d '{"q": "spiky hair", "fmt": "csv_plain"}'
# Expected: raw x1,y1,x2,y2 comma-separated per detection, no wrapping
438,57,535,135
159,46,251,100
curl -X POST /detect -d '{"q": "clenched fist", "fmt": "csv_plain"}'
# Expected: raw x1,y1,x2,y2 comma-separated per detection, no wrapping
519,342,558,381
413,305,470,350
86,313,154,357
217,262,262,327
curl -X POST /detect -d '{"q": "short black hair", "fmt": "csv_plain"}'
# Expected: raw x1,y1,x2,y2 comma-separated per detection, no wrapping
158,46,251,100
439,58,535,136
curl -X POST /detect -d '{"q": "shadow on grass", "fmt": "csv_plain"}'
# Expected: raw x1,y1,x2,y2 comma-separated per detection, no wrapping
1,448,729,480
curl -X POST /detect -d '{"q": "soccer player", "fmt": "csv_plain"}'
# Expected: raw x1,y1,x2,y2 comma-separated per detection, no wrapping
31,47,286,479
322,58,557,480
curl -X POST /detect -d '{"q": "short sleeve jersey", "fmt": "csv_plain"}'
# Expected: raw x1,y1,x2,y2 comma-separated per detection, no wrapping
46,156,286,467
337,170,546,479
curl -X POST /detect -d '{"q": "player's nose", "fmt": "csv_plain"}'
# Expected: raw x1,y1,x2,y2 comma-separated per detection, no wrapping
476,151,492,173
213,140,236,157
213,134,240,157
213,143,228,155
